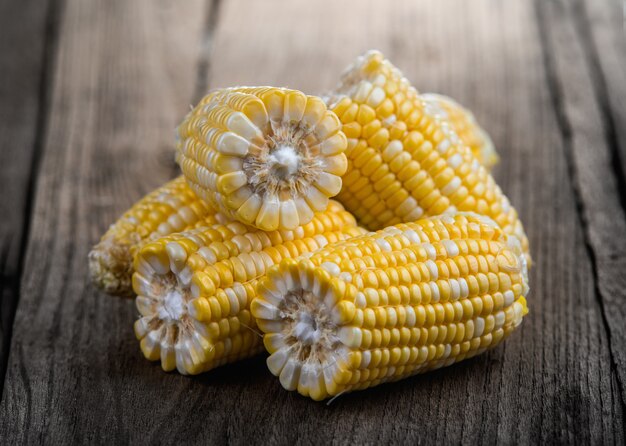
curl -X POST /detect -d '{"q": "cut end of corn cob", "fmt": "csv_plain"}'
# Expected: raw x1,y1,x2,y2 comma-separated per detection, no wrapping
88,176,218,297
176,87,349,232
326,50,530,265
421,93,499,170
132,200,366,375
252,213,529,400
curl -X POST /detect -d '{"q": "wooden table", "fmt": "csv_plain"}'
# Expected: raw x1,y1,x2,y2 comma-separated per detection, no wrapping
1,0,625,443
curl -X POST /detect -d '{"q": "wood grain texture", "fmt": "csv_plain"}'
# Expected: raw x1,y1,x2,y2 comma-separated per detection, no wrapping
0,0,208,442
1,0,624,443
574,0,626,406
0,0,54,388
538,0,626,419
581,0,626,201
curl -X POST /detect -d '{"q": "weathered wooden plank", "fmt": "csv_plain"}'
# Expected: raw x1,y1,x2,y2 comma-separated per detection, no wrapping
577,0,626,403
537,0,626,413
580,0,626,199
0,0,53,389
0,0,209,442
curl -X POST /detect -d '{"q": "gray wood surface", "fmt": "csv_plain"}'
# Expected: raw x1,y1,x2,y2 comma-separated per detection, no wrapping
0,0,624,443
583,0,626,200
0,0,53,389
539,0,626,412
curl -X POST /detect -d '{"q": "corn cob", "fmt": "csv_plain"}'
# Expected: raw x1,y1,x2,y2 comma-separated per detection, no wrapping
176,87,349,231
326,51,529,262
89,176,220,296
252,213,529,400
421,93,498,170
133,200,365,375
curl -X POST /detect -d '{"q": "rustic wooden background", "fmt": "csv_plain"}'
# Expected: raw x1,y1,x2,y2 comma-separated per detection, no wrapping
1,0,625,443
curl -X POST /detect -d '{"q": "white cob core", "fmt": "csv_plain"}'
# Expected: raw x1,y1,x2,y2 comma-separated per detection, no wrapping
269,145,300,179
158,289,186,321
284,290,335,350
294,313,321,345
243,121,323,198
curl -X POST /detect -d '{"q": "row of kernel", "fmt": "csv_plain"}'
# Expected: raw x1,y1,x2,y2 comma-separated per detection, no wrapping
340,313,505,349
326,254,513,290
349,295,511,328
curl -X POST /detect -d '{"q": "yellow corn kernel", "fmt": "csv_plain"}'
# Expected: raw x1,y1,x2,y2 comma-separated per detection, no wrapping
326,51,530,263
421,93,499,170
132,200,366,375
176,87,349,231
88,176,220,296
252,213,529,400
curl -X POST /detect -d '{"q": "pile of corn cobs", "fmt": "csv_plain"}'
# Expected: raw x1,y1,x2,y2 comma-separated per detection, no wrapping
89,51,530,401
